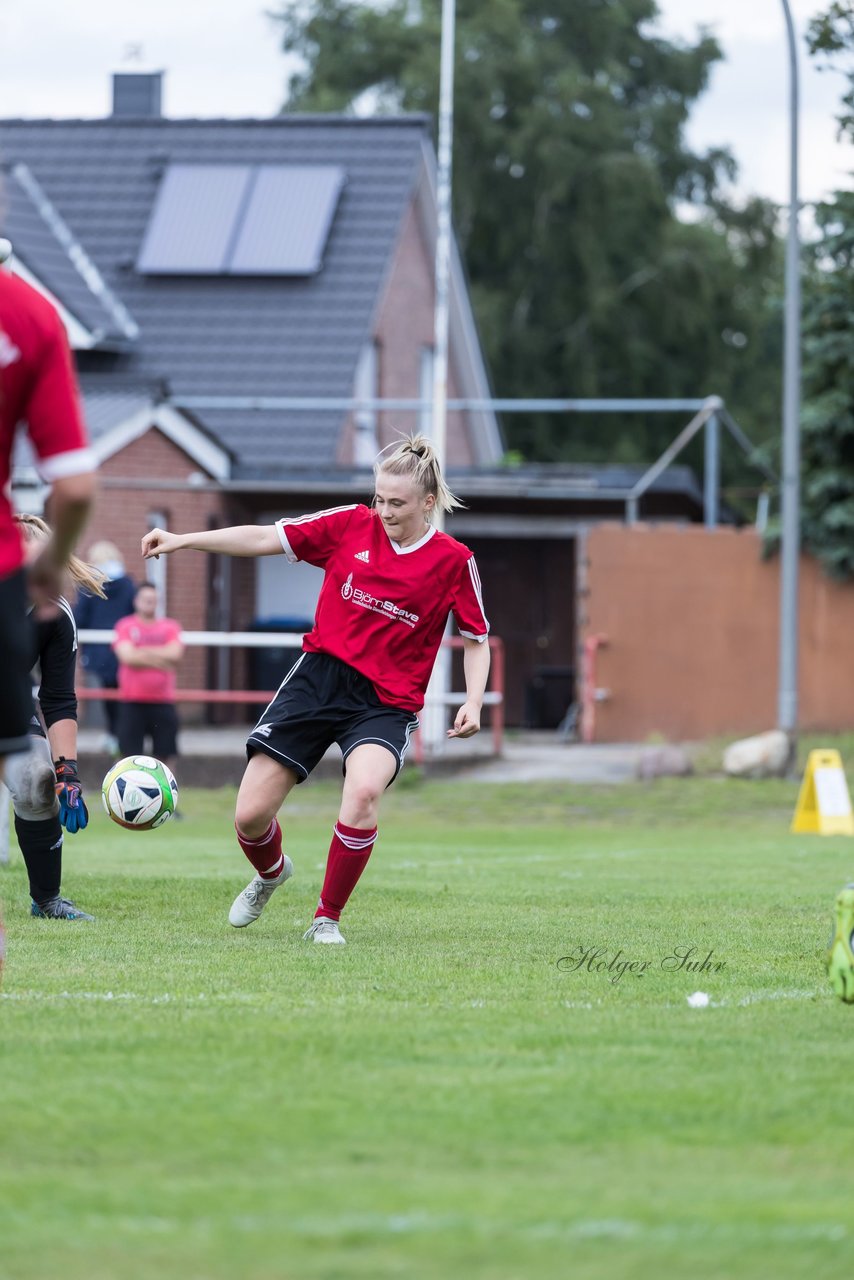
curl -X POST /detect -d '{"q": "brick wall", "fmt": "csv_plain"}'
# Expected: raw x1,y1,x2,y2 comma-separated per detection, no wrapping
82,428,230,718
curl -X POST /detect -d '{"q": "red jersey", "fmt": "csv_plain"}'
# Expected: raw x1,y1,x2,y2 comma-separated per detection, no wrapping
114,615,183,703
276,504,489,712
0,274,94,577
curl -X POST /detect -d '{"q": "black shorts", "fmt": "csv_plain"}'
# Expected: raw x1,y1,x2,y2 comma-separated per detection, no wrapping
246,651,419,784
0,568,35,759
118,702,179,759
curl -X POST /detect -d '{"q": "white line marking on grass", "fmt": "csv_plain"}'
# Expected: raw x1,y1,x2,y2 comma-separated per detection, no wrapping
73,1211,848,1246
556,989,828,1011
522,1219,848,1245
684,987,827,1010
2,985,829,1010
0,990,267,1006
732,987,826,1007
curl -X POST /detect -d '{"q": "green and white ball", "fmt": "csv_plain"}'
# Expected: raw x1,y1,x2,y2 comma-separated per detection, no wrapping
101,755,178,830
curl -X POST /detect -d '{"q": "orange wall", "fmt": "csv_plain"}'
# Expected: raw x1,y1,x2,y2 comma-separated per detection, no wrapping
583,524,854,741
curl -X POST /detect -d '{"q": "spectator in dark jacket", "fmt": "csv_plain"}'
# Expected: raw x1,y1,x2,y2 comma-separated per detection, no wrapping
73,540,136,752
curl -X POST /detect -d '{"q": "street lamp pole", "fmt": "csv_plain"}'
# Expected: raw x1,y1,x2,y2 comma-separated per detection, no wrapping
777,0,801,738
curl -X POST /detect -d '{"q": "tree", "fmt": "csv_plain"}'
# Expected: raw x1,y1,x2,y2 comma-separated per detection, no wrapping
808,1,854,140
799,191,854,577
796,4,854,577
273,0,782,468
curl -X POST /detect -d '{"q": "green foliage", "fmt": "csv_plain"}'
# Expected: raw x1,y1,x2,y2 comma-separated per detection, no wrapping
796,6,854,578
807,0,854,141
272,0,782,468
0,777,850,1279
799,189,854,578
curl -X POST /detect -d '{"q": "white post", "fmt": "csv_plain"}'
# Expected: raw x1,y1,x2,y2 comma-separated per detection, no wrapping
431,0,456,483
422,0,457,755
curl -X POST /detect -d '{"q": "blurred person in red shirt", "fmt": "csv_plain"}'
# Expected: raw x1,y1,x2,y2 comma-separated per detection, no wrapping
0,242,96,981
0,248,97,784
113,582,184,775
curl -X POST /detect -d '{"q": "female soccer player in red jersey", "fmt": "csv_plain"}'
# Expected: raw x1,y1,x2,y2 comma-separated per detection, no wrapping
0,255,97,783
142,435,490,944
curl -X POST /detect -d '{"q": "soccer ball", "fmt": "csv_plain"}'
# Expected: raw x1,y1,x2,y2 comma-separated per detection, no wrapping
101,755,179,830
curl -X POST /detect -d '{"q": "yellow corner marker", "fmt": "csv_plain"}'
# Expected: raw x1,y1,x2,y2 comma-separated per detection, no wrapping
791,749,854,836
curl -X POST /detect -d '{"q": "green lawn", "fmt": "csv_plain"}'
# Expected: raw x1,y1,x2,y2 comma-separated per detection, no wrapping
1,771,853,1280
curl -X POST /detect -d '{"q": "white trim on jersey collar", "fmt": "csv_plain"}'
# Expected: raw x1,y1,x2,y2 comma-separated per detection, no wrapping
383,522,437,556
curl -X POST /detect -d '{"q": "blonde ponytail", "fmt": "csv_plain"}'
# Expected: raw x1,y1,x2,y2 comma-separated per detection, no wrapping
374,433,463,515
15,513,108,599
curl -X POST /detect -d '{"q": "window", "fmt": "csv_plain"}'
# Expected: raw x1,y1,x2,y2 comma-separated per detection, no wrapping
145,511,168,613
353,341,379,466
419,345,435,437
137,164,346,276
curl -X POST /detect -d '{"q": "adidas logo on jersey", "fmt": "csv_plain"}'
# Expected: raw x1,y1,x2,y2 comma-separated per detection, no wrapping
355,550,370,562
253,724,273,738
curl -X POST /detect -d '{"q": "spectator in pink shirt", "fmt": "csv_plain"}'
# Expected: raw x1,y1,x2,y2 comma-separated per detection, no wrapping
113,582,184,775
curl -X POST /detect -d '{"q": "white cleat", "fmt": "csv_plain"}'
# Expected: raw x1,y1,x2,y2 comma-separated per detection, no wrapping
228,857,293,928
303,917,346,945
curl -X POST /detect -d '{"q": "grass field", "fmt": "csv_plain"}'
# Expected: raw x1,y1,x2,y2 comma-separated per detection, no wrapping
2,768,854,1280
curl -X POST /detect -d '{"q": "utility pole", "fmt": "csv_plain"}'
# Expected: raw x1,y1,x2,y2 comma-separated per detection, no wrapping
777,0,801,741
423,0,457,754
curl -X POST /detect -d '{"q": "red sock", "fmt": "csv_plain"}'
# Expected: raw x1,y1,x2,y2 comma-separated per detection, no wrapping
235,819,285,878
315,822,378,921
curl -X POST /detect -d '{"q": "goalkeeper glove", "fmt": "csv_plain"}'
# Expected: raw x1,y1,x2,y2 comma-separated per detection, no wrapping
54,757,89,833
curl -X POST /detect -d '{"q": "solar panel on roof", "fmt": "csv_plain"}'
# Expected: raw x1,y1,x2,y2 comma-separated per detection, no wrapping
229,165,345,276
136,165,252,274
137,164,345,277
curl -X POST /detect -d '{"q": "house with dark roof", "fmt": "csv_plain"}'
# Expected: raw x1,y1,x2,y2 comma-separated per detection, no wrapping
2,73,710,729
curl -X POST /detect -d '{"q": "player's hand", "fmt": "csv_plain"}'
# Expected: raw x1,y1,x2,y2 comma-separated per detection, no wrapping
142,527,181,559
54,757,89,833
447,700,482,739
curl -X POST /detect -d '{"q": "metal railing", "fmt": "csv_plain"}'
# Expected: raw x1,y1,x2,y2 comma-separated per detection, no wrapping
0,633,504,864
73,630,504,762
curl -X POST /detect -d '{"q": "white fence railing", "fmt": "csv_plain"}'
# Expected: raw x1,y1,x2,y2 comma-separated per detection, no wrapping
0,631,505,866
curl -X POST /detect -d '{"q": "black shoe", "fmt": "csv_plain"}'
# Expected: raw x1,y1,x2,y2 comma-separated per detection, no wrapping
31,896,95,921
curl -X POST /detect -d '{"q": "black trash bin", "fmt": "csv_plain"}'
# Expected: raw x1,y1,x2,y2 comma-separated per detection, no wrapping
523,666,575,730
249,618,312,710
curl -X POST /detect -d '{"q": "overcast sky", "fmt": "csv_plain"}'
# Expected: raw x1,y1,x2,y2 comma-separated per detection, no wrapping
0,0,851,207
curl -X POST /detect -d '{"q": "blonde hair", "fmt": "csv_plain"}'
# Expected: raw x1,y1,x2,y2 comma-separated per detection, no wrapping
374,433,463,515
15,514,108,599
87,539,122,566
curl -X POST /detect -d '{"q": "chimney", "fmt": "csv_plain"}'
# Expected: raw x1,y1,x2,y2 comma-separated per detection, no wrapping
111,72,164,119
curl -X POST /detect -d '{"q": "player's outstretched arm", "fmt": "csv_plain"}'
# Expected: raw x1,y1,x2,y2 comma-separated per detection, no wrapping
448,637,491,739
142,525,281,560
